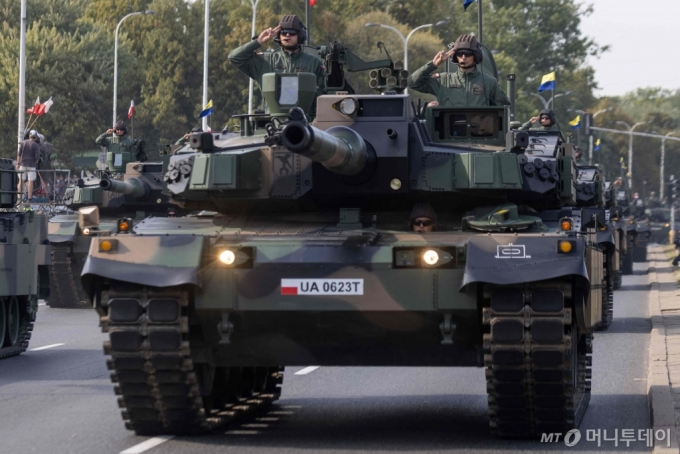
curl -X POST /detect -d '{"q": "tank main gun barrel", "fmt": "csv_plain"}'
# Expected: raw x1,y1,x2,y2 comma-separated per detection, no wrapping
100,177,150,199
281,108,367,176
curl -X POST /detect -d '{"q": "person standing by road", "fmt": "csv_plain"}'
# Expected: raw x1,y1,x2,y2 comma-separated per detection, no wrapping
16,131,41,201
228,15,325,116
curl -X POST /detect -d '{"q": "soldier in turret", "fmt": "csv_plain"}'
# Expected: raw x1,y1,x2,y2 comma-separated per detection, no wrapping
520,109,560,131
96,120,134,154
574,147,589,166
228,15,325,116
409,34,510,108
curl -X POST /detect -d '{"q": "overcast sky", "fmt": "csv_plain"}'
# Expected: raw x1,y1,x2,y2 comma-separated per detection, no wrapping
578,0,680,97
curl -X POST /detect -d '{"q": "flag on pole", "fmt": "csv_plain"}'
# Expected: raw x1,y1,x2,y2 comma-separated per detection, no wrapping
569,115,581,130
198,100,213,118
538,72,556,92
34,97,53,116
26,97,40,115
463,0,475,10
594,139,601,151
128,100,135,120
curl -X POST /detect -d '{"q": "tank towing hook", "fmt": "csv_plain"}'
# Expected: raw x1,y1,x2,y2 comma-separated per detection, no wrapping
440,313,456,345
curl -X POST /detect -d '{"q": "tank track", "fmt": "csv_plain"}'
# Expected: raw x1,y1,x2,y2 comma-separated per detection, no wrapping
47,244,90,308
0,297,36,360
484,285,591,438
613,271,622,290
101,284,282,435
596,255,614,331
621,252,634,275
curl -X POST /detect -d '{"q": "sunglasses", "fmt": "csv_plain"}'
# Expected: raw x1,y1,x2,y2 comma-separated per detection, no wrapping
456,51,474,58
281,29,298,37
540,116,551,121
115,129,124,132
412,219,434,227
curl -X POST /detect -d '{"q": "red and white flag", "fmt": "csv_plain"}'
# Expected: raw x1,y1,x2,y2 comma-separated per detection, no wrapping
26,97,40,115
34,97,54,116
127,100,135,120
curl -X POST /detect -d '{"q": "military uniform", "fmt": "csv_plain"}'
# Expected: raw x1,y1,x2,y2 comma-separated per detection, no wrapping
575,157,589,166
228,40,325,116
409,62,510,107
95,132,134,154
520,122,560,132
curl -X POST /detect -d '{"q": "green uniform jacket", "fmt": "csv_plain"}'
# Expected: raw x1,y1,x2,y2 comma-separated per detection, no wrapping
95,133,134,154
575,157,589,166
519,121,561,131
228,40,325,116
409,62,511,107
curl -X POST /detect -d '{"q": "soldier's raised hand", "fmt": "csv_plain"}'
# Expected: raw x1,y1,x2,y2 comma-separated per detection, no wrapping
433,48,456,67
530,116,539,124
257,26,281,45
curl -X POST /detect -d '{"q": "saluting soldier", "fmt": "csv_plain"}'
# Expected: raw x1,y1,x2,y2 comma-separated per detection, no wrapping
520,109,560,131
409,34,510,108
96,120,134,154
228,15,325,116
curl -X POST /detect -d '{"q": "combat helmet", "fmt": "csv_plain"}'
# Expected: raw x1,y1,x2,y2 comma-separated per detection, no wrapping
449,34,482,64
539,109,557,126
115,120,128,134
275,15,307,45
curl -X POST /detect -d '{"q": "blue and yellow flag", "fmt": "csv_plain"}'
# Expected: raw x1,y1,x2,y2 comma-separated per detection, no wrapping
538,72,556,92
464,0,475,10
199,100,213,118
594,139,601,151
569,115,580,130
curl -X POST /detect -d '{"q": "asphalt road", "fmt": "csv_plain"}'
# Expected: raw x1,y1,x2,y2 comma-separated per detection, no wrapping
0,263,653,454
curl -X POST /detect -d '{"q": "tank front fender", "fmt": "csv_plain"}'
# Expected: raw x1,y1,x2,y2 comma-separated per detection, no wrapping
81,235,204,295
461,235,589,289
595,225,616,247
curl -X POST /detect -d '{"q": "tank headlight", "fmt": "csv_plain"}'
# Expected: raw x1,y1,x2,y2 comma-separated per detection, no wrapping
219,250,236,265
83,228,90,235
339,98,358,116
423,250,440,266
559,217,573,232
99,239,117,253
666,223,671,227
117,218,132,233
629,220,634,225
558,240,575,254
390,178,402,190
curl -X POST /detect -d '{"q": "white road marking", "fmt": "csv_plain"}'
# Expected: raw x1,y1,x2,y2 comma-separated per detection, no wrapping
120,436,174,454
29,343,64,351
294,366,319,375
38,303,46,306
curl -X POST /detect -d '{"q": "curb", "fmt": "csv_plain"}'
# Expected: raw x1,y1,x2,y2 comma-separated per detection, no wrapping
647,245,680,453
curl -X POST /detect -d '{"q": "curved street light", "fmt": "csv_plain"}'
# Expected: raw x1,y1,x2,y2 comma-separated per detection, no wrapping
113,10,155,127
365,20,449,94
616,120,648,190
661,131,680,199
574,107,612,163
530,91,571,110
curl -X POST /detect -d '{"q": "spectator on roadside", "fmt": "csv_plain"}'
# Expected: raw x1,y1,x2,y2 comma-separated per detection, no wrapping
17,131,41,201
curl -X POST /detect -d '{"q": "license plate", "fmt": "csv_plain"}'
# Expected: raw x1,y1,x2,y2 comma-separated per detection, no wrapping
280,279,364,295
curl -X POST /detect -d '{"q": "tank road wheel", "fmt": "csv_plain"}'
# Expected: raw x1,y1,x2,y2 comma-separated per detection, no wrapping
596,260,614,331
5,296,21,347
101,283,282,435
484,285,591,438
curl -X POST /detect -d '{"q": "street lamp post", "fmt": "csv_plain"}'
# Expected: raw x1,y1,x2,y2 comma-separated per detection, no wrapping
529,91,571,110
616,120,647,190
113,10,154,127
365,20,448,94
574,108,611,164
661,131,680,200
247,0,260,115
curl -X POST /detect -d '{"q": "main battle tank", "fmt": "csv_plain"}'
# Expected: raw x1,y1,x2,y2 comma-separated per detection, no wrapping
48,153,173,308
0,158,49,359
630,196,651,262
81,44,602,438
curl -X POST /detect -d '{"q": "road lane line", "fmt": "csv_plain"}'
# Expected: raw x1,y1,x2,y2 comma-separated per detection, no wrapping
120,436,174,454
38,302,46,306
29,343,65,351
295,366,319,375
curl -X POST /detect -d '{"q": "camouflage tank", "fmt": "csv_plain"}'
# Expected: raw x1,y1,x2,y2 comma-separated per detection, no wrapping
47,149,175,309
613,181,635,275
81,44,602,438
0,158,50,359
630,196,650,263
603,180,626,290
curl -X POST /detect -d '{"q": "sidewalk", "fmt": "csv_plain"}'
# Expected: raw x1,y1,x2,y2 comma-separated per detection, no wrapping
648,244,680,453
